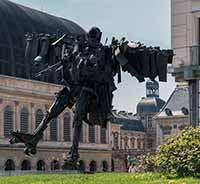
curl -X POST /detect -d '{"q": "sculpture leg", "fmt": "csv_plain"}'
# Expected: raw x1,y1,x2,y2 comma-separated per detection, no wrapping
10,87,72,155
63,90,92,169
33,87,72,135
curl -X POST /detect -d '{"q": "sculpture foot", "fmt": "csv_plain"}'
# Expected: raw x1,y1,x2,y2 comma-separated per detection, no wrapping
62,158,78,170
9,130,42,156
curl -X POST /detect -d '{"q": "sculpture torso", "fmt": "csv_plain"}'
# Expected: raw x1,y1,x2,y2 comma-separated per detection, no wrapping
66,41,116,127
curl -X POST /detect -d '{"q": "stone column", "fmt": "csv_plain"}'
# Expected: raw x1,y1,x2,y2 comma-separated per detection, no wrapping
85,160,90,172
0,99,4,138
70,112,74,142
121,138,124,150
57,116,61,141
107,121,111,144
14,101,19,131
128,137,131,149
59,113,64,142
118,131,120,149
108,159,112,172
96,126,100,144
96,161,101,172
0,157,5,170
85,124,89,143
111,133,114,148
82,123,86,143
141,139,144,149
44,105,50,141
30,103,35,133
135,137,138,149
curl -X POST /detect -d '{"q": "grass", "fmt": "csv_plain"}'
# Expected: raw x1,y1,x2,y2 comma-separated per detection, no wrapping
0,172,200,184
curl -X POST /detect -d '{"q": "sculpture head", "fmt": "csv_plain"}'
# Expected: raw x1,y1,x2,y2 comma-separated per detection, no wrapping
87,27,102,45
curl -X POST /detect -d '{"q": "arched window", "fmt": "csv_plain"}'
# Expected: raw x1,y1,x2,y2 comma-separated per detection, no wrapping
4,106,13,138
162,125,172,135
113,132,119,149
148,140,153,149
124,136,129,150
37,160,45,171
78,160,85,172
137,139,141,149
89,160,97,172
21,160,31,170
51,160,60,170
20,107,29,133
102,161,108,172
63,113,71,142
50,119,57,141
131,138,135,149
89,125,95,143
111,159,115,172
100,128,107,144
35,109,43,129
5,159,15,171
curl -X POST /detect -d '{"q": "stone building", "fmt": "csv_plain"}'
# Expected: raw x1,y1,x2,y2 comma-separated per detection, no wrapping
171,0,200,126
154,83,190,146
136,80,165,152
0,0,146,172
0,74,148,172
0,75,112,172
111,111,145,171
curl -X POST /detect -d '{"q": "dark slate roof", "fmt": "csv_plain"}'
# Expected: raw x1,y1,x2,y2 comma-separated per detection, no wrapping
0,0,85,80
136,97,165,113
157,84,189,117
111,111,145,132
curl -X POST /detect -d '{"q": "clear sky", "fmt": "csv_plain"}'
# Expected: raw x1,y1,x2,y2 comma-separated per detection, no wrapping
10,0,176,113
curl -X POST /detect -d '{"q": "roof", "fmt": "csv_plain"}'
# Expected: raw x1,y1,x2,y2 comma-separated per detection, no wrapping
156,84,189,117
111,111,145,132
136,97,165,113
0,0,85,81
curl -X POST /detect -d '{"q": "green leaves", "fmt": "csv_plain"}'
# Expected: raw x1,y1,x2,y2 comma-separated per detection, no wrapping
144,127,200,177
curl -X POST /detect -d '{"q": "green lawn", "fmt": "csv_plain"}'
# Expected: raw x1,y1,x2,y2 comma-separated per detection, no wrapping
0,173,199,184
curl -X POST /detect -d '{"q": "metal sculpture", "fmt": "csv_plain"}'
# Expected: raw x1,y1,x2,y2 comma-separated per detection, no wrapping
9,27,173,169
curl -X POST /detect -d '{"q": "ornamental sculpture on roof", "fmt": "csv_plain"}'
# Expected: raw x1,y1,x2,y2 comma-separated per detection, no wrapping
9,27,173,169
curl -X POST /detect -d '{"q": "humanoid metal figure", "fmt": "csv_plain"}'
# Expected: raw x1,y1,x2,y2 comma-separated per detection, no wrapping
9,27,173,169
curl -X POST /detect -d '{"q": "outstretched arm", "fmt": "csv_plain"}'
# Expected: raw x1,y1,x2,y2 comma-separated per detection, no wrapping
113,38,173,82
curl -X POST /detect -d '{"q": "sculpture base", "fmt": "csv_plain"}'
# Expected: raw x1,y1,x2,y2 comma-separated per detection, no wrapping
62,160,78,170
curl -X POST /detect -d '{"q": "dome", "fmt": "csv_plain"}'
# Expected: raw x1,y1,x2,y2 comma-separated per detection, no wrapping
146,79,159,90
136,79,165,113
136,97,165,114
0,0,85,81
146,79,159,98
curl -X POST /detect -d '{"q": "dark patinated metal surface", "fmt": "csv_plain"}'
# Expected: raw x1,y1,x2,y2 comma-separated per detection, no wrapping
10,26,173,170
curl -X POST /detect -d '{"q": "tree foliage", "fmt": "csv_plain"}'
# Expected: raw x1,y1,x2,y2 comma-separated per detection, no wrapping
144,127,200,177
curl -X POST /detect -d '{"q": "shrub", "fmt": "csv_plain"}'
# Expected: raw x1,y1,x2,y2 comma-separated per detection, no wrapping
143,153,158,172
144,127,200,177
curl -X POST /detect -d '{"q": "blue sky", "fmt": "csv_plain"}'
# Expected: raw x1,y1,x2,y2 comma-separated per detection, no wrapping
10,0,175,113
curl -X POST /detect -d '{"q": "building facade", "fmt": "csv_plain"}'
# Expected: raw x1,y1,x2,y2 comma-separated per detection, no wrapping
136,80,165,152
111,111,145,171
0,0,85,82
2,0,192,173
0,75,112,172
171,0,200,126
0,74,147,172
0,0,148,173
154,83,190,146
